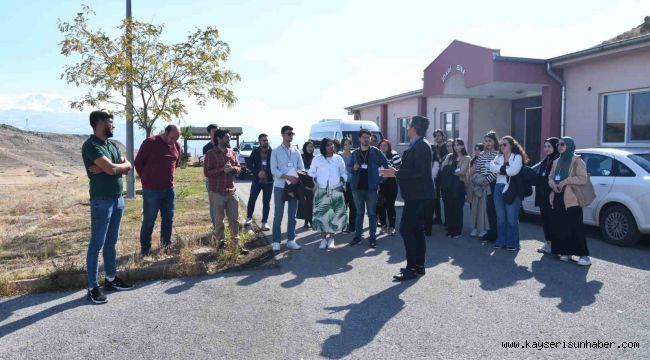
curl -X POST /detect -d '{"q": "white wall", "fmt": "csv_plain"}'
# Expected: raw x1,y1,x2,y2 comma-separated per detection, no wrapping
359,105,381,127
563,49,650,147
387,98,419,152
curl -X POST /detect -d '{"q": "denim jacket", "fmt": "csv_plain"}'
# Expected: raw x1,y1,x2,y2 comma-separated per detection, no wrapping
349,146,389,191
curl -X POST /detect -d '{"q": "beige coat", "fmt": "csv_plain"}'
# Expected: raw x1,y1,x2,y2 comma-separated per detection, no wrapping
547,155,588,209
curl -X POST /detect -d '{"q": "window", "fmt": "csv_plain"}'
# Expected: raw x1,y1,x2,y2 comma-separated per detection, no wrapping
602,90,650,143
630,91,650,141
441,112,459,140
628,154,650,174
398,117,410,144
580,153,614,177
616,161,635,177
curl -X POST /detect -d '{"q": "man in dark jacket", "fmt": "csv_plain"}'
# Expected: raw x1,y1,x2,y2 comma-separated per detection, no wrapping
383,116,435,281
244,133,273,231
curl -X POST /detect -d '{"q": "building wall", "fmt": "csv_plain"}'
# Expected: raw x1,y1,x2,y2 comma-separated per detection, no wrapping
563,49,650,147
359,105,382,127
426,97,470,143
472,98,512,145
386,98,419,153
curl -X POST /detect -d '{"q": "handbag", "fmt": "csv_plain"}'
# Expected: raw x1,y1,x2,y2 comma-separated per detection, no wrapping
569,159,596,208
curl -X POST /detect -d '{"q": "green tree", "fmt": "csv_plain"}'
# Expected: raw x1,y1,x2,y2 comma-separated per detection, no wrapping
58,5,240,137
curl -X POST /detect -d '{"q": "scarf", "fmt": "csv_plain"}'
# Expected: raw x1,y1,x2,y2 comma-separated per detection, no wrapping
557,136,575,181
542,137,560,173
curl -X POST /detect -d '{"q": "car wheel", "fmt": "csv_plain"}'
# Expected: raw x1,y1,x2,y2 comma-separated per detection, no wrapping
600,205,640,247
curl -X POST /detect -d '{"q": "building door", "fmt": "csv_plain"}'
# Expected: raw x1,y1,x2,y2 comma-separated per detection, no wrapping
524,107,542,163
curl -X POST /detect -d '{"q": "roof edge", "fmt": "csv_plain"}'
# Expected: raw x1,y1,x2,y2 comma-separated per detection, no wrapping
548,33,650,64
344,89,423,111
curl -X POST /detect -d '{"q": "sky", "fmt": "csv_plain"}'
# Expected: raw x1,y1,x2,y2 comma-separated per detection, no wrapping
0,0,647,153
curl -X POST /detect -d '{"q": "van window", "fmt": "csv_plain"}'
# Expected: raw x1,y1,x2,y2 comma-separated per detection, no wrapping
342,131,383,148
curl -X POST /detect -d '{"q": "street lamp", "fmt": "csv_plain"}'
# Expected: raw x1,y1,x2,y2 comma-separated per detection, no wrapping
125,0,135,199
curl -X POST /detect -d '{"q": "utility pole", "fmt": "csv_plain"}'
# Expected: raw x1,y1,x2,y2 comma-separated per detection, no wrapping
125,0,135,199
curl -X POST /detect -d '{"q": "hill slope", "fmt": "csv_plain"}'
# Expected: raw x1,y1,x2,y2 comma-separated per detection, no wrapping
0,124,126,184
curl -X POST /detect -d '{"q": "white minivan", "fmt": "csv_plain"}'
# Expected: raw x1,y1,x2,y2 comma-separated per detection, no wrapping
309,119,383,154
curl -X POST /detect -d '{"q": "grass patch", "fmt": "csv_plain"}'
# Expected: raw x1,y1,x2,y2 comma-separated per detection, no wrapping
0,166,266,295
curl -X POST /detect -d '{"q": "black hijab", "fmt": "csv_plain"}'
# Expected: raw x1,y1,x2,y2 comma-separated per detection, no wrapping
542,137,560,170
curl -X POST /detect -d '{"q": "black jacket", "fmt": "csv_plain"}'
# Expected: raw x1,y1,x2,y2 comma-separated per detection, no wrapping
248,147,273,184
534,156,556,207
396,137,435,201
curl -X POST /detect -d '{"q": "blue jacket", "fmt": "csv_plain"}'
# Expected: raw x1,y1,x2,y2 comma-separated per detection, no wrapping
349,146,389,191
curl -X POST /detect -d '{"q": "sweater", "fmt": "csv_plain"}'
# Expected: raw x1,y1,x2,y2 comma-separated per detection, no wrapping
548,155,588,209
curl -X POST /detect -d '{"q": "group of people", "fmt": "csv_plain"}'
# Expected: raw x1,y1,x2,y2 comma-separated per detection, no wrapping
81,109,593,303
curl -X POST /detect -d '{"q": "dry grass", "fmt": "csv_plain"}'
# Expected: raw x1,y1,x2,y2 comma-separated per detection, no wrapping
0,166,261,285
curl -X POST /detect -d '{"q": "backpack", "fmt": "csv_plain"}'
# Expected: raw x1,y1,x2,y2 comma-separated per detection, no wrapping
518,165,536,198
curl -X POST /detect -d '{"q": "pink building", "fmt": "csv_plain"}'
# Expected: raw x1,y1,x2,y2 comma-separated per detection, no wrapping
345,18,650,163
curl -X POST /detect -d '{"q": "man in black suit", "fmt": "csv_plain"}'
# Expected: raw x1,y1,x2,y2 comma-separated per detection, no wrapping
382,116,435,281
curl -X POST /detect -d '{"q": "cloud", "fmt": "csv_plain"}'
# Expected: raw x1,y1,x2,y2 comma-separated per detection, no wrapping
0,93,72,112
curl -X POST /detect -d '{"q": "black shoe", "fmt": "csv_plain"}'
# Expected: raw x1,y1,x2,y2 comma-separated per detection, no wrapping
400,267,425,275
87,287,108,304
433,218,442,225
369,239,377,248
104,276,133,291
239,246,250,255
219,240,227,249
505,246,520,251
141,247,151,256
349,238,362,246
393,269,418,282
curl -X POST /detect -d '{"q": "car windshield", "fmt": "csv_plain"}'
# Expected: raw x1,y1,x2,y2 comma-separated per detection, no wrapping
628,154,650,174
240,143,258,151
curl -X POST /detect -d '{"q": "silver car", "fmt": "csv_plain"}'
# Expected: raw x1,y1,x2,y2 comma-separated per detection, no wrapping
522,148,650,246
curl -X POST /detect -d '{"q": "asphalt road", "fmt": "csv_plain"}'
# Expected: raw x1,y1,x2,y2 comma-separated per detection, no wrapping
1,180,648,359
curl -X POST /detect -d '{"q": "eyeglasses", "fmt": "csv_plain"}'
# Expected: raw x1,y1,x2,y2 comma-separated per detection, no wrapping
284,132,295,136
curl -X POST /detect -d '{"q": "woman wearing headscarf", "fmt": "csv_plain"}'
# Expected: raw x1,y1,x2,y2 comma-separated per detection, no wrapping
547,137,591,266
297,141,315,228
535,137,559,254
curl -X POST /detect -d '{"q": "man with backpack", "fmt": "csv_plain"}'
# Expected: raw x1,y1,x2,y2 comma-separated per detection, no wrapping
348,128,389,248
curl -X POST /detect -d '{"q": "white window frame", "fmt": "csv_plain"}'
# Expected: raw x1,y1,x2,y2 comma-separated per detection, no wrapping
601,88,650,145
440,111,460,140
397,117,411,145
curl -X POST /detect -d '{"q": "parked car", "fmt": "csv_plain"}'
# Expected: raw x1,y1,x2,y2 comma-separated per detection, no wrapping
309,119,383,155
235,141,259,178
522,148,650,246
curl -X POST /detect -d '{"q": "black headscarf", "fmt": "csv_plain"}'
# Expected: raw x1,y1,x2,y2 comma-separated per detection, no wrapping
542,137,560,171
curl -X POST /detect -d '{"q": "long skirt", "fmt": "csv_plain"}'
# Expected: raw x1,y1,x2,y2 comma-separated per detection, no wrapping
551,190,589,256
312,187,348,234
470,188,489,233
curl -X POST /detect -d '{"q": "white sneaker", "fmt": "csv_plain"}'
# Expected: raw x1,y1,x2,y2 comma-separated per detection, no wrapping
389,228,396,236
327,239,335,249
379,226,387,234
559,255,570,262
577,256,592,266
272,242,281,252
478,230,488,238
470,229,478,237
286,240,302,250
244,218,253,226
319,239,328,249
261,222,270,231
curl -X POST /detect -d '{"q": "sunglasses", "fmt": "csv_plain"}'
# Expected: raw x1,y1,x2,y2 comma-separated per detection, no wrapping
499,143,508,148
558,142,566,146
284,132,295,136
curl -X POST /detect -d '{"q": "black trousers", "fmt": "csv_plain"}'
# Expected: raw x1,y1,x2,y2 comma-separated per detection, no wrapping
484,182,497,240
377,179,398,228
539,202,554,242
344,182,356,231
433,177,443,222
551,192,589,256
400,199,428,269
448,189,466,236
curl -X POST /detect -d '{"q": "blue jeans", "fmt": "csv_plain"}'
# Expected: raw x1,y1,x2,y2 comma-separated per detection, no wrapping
247,181,273,223
140,188,176,252
87,196,124,288
272,186,297,243
493,183,522,248
352,190,378,241
206,178,215,226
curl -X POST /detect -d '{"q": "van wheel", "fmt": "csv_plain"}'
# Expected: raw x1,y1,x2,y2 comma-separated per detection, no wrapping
600,205,640,247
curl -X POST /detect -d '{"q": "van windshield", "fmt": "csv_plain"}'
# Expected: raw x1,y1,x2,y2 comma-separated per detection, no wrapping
342,131,383,148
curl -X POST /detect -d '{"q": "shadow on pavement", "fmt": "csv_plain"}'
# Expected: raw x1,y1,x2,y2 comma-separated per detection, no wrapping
531,255,603,313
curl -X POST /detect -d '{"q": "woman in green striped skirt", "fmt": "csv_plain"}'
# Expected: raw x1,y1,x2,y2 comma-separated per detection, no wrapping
308,138,349,250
